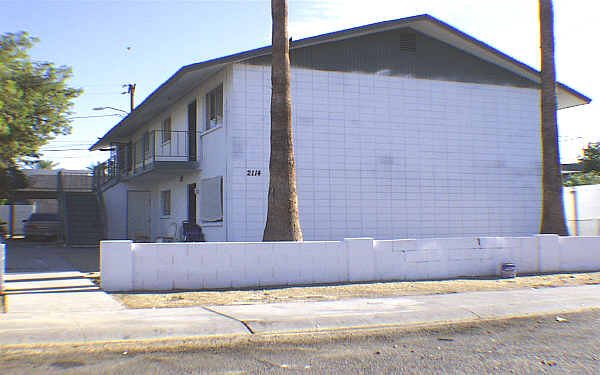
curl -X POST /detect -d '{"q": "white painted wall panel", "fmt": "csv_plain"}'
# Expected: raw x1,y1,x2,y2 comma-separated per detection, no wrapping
564,184,600,236
103,68,232,242
558,236,600,272
102,183,128,239
228,64,541,242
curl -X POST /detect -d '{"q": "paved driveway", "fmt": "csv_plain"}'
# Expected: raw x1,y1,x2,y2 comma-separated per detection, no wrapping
1,240,121,314
4,239,99,274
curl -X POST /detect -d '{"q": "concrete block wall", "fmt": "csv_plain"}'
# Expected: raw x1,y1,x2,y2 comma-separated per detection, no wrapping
101,235,600,291
373,236,540,281
124,240,345,291
227,64,541,242
101,240,134,291
557,236,600,272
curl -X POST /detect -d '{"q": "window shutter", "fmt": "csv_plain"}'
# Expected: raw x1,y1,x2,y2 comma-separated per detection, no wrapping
200,176,223,222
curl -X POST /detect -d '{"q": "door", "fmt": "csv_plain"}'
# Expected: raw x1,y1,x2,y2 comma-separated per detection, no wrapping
188,183,197,224
188,100,197,161
127,191,151,241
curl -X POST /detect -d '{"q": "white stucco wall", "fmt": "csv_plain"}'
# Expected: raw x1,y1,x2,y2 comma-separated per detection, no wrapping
563,184,600,236
226,64,542,241
104,67,231,242
102,183,128,239
135,172,202,241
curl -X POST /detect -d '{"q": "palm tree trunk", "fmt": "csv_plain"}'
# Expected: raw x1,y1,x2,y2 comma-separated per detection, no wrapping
539,0,568,235
263,0,303,241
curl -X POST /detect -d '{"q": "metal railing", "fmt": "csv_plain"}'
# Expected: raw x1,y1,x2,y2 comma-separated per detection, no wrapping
19,169,93,192
93,158,119,188
94,130,201,187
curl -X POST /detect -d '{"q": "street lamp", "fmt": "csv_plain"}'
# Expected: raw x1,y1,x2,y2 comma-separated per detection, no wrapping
92,106,129,115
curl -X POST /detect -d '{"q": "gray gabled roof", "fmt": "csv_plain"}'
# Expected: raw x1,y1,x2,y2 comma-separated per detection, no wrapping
91,14,591,151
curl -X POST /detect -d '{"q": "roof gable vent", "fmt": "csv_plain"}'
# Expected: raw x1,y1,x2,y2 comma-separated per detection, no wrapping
399,32,416,53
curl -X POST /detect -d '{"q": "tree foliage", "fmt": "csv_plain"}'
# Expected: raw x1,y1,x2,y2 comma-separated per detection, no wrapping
580,142,600,173
0,167,27,199
0,31,81,169
32,160,58,169
0,31,80,195
563,172,600,187
563,142,600,186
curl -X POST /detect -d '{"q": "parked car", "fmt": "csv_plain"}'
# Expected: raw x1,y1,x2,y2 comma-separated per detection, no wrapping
0,220,6,242
23,213,63,241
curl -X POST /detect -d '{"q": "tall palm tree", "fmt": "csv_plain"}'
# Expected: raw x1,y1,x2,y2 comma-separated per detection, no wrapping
539,0,568,235
263,0,303,241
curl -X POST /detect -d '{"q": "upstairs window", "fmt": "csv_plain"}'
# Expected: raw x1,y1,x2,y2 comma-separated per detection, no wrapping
162,117,172,143
205,84,223,130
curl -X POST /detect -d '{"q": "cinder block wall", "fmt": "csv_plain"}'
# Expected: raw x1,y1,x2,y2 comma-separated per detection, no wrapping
101,235,600,291
227,64,541,242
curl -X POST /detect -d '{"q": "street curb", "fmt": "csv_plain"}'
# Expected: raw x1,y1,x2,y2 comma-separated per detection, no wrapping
1,285,599,348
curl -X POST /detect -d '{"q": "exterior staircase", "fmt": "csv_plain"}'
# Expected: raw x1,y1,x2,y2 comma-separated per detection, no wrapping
63,192,104,246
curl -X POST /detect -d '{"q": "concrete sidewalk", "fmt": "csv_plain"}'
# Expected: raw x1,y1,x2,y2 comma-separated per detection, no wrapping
1,284,599,347
3,271,123,313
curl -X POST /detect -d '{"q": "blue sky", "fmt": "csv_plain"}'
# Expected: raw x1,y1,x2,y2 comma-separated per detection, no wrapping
1,0,598,169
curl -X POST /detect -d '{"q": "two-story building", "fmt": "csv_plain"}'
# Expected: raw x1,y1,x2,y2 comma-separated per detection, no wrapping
91,14,590,242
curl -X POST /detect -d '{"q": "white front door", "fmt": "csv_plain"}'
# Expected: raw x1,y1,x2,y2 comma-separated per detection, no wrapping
127,191,151,241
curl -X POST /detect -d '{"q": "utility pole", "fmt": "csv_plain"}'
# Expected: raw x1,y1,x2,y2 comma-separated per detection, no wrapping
122,83,136,112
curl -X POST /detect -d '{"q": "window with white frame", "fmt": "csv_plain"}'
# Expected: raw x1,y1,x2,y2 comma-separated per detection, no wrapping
161,117,172,143
205,84,223,131
160,190,171,216
200,176,223,222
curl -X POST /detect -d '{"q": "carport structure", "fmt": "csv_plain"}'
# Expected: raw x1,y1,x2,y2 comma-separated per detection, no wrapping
3,169,104,246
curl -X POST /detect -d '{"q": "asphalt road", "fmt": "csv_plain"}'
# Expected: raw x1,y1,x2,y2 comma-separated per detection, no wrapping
1,310,599,374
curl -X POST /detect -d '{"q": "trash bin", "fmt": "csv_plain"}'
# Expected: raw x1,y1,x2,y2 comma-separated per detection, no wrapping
501,263,517,278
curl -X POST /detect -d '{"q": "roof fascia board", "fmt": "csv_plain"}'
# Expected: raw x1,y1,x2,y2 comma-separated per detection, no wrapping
410,17,590,108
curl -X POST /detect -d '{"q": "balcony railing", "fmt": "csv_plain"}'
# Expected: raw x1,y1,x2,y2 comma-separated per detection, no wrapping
94,130,201,187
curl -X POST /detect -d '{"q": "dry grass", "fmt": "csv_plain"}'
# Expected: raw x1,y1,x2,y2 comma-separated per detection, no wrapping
112,271,600,309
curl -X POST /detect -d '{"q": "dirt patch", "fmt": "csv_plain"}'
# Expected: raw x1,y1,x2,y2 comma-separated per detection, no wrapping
112,272,600,309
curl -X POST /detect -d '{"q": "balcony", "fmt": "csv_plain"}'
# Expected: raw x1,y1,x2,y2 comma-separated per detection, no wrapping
94,130,201,188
